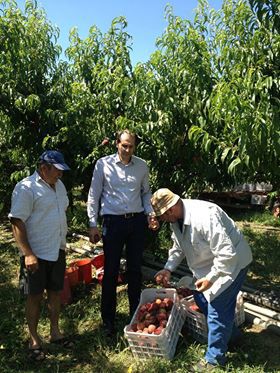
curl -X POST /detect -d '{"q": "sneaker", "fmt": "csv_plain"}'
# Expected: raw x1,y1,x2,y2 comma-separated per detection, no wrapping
189,359,224,372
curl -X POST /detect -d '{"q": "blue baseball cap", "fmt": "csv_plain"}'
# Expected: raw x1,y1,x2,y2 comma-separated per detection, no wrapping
39,150,70,171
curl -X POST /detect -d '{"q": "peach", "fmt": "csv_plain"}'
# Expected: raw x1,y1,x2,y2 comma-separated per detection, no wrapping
160,320,168,328
137,322,145,330
164,299,173,310
139,305,147,313
148,324,156,334
145,302,152,310
189,304,201,312
145,316,157,326
153,327,163,335
130,323,138,332
148,302,159,312
157,312,167,321
144,312,152,320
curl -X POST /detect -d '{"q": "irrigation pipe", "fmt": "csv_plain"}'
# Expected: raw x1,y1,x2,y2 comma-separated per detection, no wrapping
244,302,280,321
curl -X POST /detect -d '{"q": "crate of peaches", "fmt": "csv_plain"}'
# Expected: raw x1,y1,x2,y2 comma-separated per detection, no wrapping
181,292,245,344
124,288,186,359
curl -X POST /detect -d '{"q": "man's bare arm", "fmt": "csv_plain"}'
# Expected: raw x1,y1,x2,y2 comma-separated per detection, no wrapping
10,217,38,271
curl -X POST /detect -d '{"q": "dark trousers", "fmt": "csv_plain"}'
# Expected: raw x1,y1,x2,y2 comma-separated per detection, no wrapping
101,213,146,324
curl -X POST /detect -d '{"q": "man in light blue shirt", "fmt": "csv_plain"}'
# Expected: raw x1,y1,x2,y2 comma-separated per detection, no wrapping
87,129,158,336
151,188,252,371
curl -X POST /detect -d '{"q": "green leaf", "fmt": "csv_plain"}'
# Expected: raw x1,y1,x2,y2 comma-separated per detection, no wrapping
221,147,231,163
228,157,241,174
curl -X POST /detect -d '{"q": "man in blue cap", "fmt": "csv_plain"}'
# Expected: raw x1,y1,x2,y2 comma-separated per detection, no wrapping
9,150,71,361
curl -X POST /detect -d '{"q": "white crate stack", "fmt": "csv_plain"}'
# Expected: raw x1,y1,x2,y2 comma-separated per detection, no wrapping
124,288,186,359
181,291,245,344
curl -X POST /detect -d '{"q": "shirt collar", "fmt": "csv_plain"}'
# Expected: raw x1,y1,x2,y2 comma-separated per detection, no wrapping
35,170,57,188
114,152,134,165
183,200,191,226
35,170,42,182
171,200,190,232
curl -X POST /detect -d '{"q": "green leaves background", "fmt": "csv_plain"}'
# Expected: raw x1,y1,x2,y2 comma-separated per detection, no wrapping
0,0,279,209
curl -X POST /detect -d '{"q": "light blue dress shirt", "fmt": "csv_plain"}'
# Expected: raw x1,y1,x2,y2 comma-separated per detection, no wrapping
87,153,153,227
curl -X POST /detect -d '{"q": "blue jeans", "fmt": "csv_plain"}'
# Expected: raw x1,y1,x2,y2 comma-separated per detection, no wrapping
101,213,146,324
193,266,249,366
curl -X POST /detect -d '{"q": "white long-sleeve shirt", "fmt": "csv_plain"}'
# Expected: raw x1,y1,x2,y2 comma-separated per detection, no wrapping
87,153,153,227
164,199,252,301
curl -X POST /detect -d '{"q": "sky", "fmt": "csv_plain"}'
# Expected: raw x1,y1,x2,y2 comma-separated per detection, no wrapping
16,0,224,65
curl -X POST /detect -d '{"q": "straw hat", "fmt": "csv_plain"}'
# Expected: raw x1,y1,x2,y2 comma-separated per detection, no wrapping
151,188,180,216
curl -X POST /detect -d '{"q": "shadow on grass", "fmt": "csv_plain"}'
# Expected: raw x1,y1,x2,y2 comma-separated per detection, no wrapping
0,309,132,373
0,235,27,352
175,323,280,373
229,326,280,372
0,283,26,349
243,228,280,291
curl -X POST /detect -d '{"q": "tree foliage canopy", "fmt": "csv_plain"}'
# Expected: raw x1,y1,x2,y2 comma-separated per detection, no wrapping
0,0,279,212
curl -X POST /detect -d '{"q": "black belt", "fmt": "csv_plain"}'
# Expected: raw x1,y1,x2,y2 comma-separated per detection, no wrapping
104,212,143,219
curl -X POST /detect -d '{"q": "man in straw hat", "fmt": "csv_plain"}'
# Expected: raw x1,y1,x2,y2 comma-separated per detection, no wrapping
151,188,252,371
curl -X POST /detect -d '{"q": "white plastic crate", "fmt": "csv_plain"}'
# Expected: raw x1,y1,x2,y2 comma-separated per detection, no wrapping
124,288,186,359
181,291,245,344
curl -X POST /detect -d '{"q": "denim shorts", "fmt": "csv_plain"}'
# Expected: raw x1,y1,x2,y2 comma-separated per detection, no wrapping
19,250,66,295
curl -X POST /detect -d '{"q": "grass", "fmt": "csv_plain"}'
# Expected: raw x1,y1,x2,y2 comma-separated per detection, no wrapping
0,213,280,373
230,209,280,226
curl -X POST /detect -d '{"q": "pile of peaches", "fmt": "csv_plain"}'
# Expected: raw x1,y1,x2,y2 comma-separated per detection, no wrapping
176,287,193,299
128,297,174,335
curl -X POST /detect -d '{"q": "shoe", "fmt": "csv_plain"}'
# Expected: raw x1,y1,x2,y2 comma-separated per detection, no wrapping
28,347,46,362
189,359,224,372
50,336,75,349
102,321,115,337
